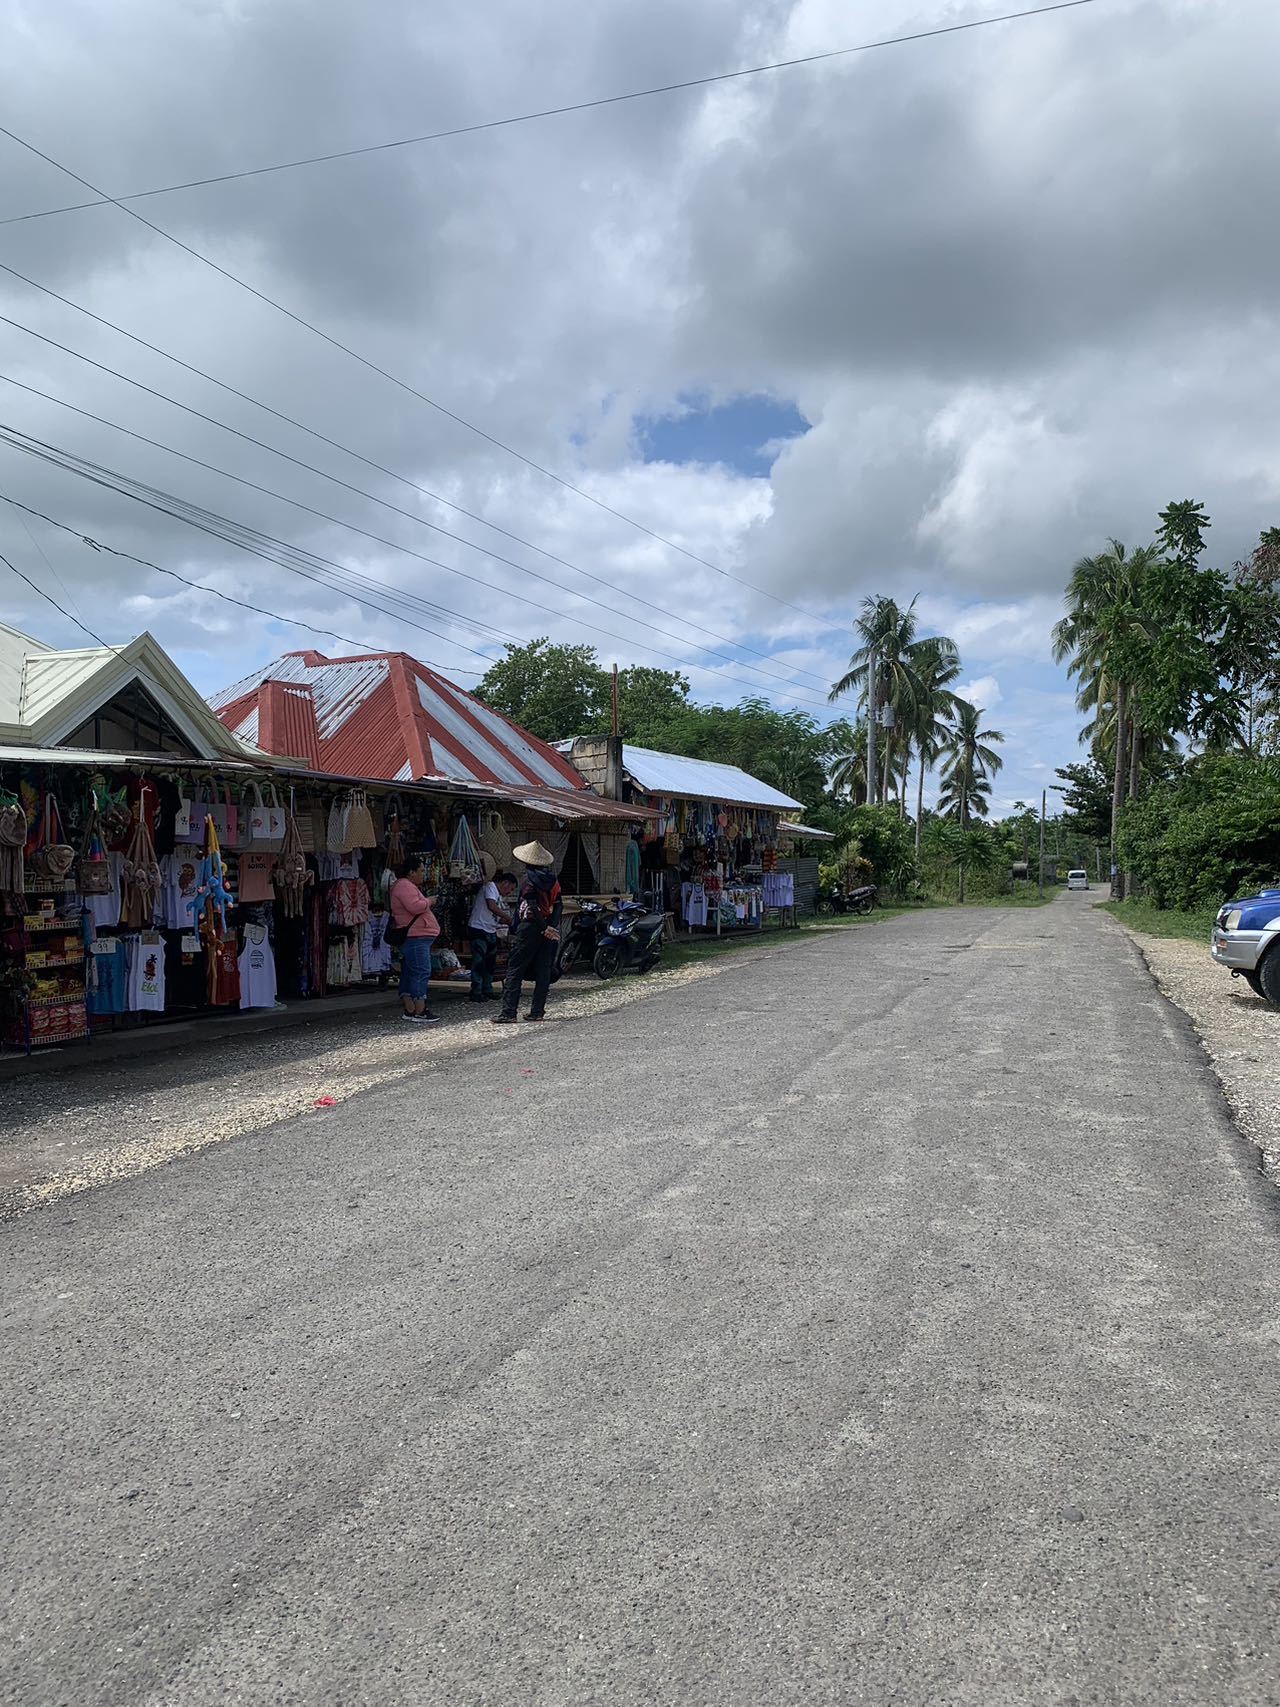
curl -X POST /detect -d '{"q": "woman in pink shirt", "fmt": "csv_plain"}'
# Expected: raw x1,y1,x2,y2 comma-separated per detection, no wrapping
390,856,441,1026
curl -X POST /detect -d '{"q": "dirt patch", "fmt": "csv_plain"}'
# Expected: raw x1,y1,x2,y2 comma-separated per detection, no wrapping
1125,929,1280,1180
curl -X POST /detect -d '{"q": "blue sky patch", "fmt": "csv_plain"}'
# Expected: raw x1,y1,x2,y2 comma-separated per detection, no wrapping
637,393,809,477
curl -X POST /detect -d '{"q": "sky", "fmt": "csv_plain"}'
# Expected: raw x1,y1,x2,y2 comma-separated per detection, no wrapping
1,0,1277,811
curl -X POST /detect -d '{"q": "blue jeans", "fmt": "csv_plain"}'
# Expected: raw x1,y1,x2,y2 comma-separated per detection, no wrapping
399,936,432,1001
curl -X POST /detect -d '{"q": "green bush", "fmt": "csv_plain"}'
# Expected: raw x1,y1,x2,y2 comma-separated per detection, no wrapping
1116,755,1280,910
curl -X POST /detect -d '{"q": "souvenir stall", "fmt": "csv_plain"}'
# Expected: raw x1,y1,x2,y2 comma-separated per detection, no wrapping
559,741,803,937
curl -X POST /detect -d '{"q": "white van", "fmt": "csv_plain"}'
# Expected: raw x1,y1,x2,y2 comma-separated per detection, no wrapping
1067,869,1090,890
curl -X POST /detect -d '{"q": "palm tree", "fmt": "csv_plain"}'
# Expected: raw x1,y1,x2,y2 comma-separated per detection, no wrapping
939,699,1004,897
908,636,962,853
828,718,869,803
830,596,957,808
937,770,993,821
1051,540,1160,896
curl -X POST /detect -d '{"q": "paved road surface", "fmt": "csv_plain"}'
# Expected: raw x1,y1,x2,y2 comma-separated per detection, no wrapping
3,897,1278,1705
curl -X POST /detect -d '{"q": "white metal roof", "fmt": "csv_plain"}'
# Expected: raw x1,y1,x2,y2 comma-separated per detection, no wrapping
0,622,52,723
619,745,802,810
778,821,837,841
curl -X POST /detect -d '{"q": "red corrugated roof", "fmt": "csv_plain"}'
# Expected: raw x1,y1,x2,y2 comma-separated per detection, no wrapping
210,650,589,790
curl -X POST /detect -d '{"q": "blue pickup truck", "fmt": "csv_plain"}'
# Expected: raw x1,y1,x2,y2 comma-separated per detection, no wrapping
1211,888,1280,1005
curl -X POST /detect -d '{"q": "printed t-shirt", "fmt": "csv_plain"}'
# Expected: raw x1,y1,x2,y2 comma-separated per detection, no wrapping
239,852,277,903
238,923,278,1009
125,935,166,1011
157,852,201,929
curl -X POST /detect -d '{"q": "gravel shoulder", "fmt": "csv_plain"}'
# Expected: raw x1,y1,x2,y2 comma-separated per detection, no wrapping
1113,913,1280,1179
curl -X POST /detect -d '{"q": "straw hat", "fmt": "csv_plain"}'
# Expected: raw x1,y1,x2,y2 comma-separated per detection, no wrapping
512,840,555,868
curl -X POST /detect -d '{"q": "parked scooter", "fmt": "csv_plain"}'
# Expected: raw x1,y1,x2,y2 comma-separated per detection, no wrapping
593,900,665,980
552,899,612,981
816,882,877,916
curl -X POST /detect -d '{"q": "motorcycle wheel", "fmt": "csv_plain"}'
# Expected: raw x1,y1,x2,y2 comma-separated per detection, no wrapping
816,898,835,916
638,953,660,974
556,939,580,978
855,895,874,915
593,941,623,980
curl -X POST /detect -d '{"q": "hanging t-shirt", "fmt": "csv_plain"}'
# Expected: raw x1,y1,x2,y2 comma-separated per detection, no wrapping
124,934,166,1011
625,837,641,896
316,852,360,881
238,852,277,904
82,852,125,929
156,852,201,929
238,923,278,1009
86,939,127,1016
468,880,505,933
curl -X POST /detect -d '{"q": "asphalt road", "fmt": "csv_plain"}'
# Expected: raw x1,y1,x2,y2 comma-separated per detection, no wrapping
3,896,1278,1706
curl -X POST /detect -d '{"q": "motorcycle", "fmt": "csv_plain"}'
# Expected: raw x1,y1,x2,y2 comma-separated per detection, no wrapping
593,900,665,980
816,882,877,917
552,900,612,981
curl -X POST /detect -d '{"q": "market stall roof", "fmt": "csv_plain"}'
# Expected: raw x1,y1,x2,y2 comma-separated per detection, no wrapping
594,744,802,811
0,623,252,760
210,650,589,792
778,821,838,842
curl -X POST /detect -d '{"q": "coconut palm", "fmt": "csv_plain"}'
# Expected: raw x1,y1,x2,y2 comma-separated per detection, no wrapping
1051,540,1161,895
830,595,957,808
908,636,962,852
939,698,1005,827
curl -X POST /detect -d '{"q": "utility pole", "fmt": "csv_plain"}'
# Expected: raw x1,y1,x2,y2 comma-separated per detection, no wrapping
865,648,877,808
1038,790,1046,899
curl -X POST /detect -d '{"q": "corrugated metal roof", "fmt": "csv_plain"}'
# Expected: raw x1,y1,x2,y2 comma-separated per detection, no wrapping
211,650,588,793
778,821,837,841
231,706,259,744
19,646,117,725
620,745,802,810
0,623,49,723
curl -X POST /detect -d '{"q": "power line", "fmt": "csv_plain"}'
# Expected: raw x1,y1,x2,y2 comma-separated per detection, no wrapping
0,424,839,710
0,3,1100,226
0,391,839,709
0,126,855,629
0,545,109,647
1,494,489,672
0,290,832,691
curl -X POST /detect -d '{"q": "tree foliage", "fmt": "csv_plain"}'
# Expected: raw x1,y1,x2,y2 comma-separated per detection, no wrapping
1116,755,1280,911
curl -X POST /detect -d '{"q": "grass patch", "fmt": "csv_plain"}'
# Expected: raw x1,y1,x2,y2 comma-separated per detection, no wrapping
1099,897,1215,942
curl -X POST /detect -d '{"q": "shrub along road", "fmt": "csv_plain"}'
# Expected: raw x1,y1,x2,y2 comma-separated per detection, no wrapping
3,894,1278,1705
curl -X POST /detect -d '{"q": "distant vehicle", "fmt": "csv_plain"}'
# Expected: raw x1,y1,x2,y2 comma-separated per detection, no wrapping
1067,870,1090,890
1211,887,1280,1006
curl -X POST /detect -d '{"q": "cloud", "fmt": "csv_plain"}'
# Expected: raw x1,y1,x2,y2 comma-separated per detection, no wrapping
0,0,1275,814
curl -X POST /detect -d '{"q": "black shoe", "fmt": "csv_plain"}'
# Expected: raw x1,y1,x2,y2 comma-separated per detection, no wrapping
523,1012,545,1023
491,1014,518,1025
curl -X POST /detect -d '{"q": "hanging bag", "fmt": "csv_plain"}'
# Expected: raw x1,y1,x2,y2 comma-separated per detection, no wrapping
346,788,376,849
247,781,286,849
327,794,353,854
177,786,210,846
447,814,482,880
76,792,112,896
0,789,26,894
32,794,75,883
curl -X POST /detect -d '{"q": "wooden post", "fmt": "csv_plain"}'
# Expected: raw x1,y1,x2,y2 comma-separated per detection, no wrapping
1038,790,1046,899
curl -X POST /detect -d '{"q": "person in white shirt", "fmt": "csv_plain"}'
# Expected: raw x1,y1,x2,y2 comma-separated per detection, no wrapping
468,860,512,1004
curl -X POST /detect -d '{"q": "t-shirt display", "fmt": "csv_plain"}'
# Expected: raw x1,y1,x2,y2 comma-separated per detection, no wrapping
238,852,277,904
86,940,127,1016
156,852,200,929
238,923,278,1010
124,934,166,1012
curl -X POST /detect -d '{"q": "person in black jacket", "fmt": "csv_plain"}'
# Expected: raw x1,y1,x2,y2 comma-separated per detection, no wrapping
491,841,562,1025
